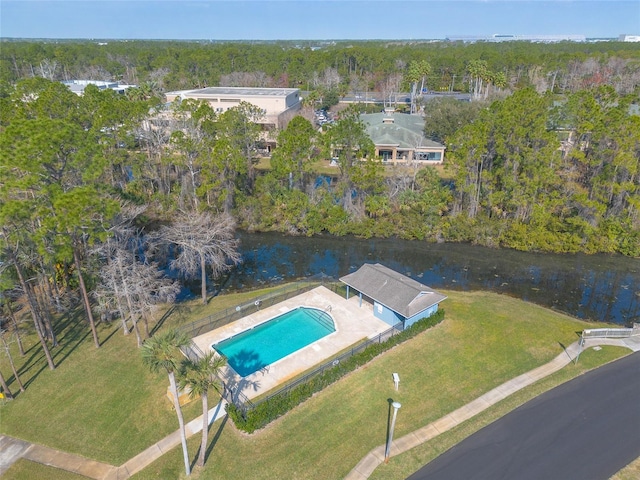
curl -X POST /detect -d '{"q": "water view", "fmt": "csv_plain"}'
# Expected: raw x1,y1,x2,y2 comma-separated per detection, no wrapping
213,232,640,326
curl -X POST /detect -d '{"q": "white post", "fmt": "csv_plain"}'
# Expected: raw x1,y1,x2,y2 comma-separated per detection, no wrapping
575,331,585,365
385,401,401,463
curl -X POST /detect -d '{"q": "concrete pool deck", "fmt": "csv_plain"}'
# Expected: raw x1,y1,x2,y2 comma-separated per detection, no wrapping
192,286,391,400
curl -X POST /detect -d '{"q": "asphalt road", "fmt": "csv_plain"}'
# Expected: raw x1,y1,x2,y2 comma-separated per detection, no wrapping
407,351,640,480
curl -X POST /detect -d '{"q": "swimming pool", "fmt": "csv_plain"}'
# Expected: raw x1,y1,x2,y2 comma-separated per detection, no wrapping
213,307,335,377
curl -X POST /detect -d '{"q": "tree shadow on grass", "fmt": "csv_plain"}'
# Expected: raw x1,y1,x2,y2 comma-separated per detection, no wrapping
385,398,394,446
150,306,176,337
17,352,48,390
14,307,94,388
187,399,228,471
204,412,228,466
50,309,93,367
4,351,44,395
98,323,120,347
6,303,127,396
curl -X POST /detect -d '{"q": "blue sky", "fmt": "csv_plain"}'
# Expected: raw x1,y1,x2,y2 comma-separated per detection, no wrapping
1,1,638,40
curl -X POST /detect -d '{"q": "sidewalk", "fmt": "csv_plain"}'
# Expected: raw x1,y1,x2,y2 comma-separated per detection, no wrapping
2,337,638,479
0,399,228,479
0,435,116,479
104,399,227,480
344,337,640,480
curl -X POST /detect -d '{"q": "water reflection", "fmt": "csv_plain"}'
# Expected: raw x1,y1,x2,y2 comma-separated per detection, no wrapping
216,232,640,326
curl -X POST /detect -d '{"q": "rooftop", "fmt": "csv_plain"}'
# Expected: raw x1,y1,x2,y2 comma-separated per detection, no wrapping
167,86,299,97
361,112,444,149
340,263,447,319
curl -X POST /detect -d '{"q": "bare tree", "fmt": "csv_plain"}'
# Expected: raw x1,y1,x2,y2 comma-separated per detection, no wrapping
321,67,341,89
219,71,273,87
98,245,180,347
94,205,180,346
38,59,58,80
380,73,403,108
155,212,241,304
95,205,179,346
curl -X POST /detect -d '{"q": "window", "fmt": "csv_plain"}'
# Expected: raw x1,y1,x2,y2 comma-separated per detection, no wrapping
415,151,442,161
380,150,393,162
220,98,240,103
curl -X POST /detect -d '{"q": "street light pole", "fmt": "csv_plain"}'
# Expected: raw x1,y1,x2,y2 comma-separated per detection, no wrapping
385,401,402,463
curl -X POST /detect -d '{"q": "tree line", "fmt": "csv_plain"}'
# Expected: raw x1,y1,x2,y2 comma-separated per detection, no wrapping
0,78,240,387
1,39,639,95
0,45,638,399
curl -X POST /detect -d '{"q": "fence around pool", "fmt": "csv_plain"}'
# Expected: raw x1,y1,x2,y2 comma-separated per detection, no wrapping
178,275,405,416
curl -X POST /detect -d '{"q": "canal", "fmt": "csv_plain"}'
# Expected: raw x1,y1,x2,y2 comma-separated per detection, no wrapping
214,232,640,326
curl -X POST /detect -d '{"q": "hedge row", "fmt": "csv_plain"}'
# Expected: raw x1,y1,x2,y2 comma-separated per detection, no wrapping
227,309,445,433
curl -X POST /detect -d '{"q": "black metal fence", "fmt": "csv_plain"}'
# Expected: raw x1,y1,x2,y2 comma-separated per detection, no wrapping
178,275,406,417
179,274,344,411
229,321,404,416
178,273,339,338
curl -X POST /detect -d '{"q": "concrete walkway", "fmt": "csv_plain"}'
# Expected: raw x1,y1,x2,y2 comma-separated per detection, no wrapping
0,435,116,479
345,336,640,480
2,336,638,479
0,399,228,479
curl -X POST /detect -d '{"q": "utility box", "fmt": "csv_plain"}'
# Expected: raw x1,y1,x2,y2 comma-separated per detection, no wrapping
166,385,197,407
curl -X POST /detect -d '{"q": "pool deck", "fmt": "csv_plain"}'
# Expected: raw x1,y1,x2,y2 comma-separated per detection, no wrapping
192,286,391,400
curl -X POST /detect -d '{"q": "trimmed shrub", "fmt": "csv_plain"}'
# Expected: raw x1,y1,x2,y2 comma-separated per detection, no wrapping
227,309,444,433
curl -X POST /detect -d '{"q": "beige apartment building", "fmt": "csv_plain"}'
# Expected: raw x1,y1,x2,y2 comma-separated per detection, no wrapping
165,87,302,149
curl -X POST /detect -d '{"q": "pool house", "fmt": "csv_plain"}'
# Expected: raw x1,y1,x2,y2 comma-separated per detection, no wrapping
340,263,447,329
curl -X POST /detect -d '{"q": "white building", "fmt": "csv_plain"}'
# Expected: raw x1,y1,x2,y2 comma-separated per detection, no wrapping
62,80,136,95
446,34,586,43
619,34,640,42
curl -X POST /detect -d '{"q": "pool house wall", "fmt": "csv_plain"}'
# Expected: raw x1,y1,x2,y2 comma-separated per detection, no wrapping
345,287,404,328
344,283,442,330
404,303,440,329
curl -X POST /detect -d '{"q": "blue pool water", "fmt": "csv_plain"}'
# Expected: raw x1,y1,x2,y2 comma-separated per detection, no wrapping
213,307,335,377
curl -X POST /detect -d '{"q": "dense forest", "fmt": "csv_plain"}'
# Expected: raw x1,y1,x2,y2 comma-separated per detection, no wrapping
0,40,639,366
2,39,640,94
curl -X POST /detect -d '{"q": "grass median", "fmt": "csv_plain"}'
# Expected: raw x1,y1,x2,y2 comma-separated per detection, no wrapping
1,288,628,480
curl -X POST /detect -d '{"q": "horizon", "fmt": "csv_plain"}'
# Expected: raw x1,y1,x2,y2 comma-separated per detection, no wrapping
0,34,629,43
1,1,638,41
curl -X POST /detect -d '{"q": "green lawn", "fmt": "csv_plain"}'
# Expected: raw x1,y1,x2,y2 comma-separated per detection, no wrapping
2,459,89,480
0,287,282,464
130,291,625,480
369,345,630,480
0,288,629,480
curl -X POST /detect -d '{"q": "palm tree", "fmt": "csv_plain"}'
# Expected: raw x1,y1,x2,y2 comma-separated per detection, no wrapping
141,329,192,476
179,351,227,467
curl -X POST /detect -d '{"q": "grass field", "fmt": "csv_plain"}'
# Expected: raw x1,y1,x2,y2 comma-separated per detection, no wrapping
0,288,631,480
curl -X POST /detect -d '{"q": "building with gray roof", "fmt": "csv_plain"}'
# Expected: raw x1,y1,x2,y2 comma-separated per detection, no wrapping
340,263,447,329
62,80,136,96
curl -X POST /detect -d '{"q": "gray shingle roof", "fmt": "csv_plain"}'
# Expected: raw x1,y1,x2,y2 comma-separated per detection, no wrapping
340,263,447,319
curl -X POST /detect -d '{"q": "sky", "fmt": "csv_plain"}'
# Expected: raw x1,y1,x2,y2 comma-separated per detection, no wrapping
1,0,638,41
